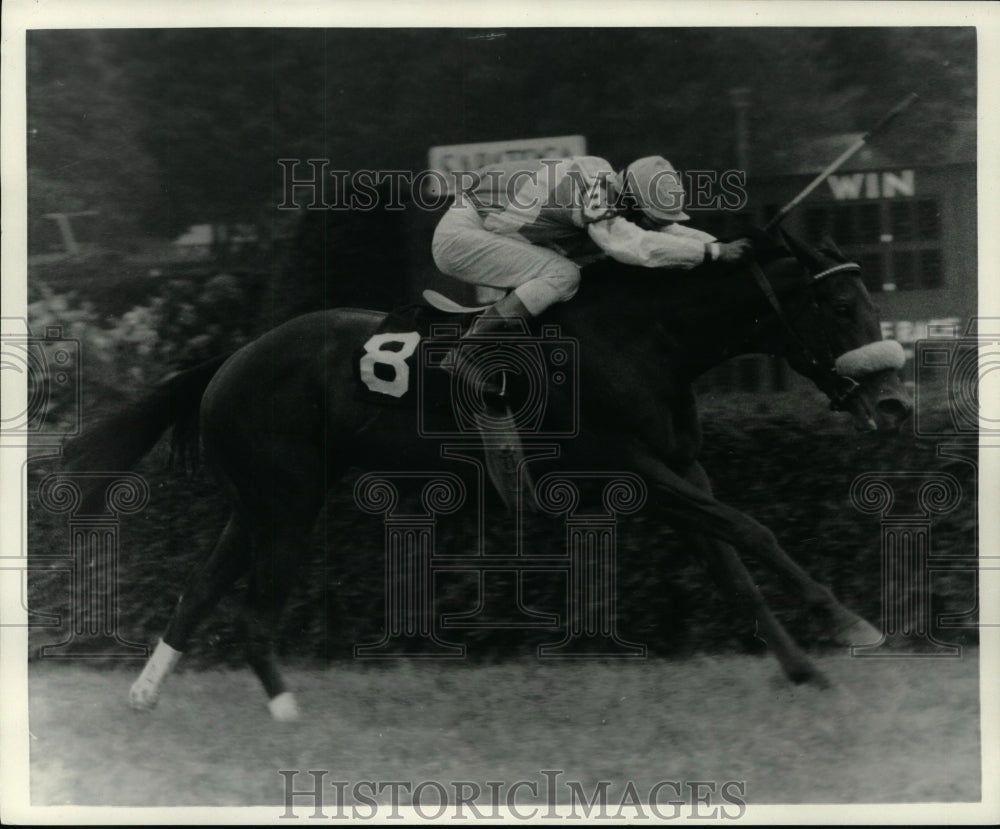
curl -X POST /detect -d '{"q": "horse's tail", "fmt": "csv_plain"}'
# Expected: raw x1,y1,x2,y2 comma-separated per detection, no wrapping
62,354,231,478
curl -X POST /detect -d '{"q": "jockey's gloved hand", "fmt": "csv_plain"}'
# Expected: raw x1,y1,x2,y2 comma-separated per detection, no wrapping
718,238,753,265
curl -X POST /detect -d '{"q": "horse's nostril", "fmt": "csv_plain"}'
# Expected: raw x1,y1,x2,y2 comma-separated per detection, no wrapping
877,398,912,421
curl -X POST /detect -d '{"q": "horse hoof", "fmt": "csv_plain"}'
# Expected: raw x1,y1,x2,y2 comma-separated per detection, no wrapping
835,618,881,647
129,681,160,712
787,664,831,689
807,670,832,690
268,692,299,722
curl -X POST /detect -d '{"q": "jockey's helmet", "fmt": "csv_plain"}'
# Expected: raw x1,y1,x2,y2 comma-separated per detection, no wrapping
624,156,690,223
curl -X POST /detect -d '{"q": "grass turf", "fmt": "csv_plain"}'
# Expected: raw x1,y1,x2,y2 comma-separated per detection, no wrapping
27,651,980,808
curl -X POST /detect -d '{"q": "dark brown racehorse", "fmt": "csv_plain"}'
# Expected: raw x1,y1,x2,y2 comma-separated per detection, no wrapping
64,230,911,720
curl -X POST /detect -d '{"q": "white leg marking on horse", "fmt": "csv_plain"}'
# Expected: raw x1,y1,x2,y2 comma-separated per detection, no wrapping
834,616,881,647
129,639,182,712
268,692,300,722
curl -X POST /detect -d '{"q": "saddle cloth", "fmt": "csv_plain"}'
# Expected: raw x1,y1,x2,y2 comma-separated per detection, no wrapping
354,303,477,405
354,301,536,512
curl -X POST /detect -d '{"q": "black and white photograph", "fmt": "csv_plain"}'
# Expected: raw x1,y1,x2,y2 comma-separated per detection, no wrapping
1,0,997,823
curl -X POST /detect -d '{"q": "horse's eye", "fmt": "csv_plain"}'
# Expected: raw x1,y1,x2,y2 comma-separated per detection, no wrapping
833,304,852,317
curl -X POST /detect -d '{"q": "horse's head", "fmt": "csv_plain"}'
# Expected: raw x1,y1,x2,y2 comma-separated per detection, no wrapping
765,228,912,432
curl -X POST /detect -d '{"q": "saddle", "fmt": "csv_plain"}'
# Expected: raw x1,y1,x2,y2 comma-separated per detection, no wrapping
355,291,536,512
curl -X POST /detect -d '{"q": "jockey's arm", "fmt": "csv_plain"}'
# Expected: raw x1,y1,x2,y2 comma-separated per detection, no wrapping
660,222,717,244
586,216,717,269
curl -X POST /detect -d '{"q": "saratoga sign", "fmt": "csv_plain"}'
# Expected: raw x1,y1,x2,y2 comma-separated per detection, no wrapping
426,135,587,197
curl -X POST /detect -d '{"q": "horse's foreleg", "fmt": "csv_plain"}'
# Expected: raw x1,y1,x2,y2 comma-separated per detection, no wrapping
732,539,880,648
678,462,826,686
681,532,828,686
130,512,250,711
681,460,878,647
630,450,877,650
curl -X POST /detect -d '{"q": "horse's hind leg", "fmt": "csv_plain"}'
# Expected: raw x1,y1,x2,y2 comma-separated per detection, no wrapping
238,462,325,721
241,522,309,722
130,511,250,711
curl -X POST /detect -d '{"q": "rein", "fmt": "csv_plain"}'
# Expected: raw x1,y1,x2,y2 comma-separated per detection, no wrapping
749,259,864,411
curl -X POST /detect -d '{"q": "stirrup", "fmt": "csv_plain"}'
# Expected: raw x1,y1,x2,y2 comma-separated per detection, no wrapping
439,348,507,401
487,370,508,400
467,366,508,402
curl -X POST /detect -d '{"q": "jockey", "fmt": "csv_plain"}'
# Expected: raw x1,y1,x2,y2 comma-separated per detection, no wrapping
432,155,753,394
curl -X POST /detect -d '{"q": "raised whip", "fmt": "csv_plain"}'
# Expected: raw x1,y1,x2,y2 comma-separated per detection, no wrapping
764,92,920,231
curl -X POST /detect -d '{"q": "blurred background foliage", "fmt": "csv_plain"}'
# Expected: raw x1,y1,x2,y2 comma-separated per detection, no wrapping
27,28,975,239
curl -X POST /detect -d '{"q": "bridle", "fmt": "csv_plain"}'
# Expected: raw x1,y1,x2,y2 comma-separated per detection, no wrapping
749,259,866,412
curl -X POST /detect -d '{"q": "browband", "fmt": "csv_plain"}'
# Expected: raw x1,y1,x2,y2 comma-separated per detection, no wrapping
812,262,862,282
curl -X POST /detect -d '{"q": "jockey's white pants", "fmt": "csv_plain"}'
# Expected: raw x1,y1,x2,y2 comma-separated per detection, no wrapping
431,203,581,317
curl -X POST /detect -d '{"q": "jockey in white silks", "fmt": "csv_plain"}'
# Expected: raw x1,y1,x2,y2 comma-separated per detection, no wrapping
432,155,753,394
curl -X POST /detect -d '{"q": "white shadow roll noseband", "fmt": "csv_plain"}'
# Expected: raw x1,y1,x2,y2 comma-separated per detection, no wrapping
810,262,907,380
834,339,906,378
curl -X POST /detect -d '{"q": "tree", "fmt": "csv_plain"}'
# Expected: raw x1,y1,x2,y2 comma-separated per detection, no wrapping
27,30,158,245
820,28,976,164
26,27,976,243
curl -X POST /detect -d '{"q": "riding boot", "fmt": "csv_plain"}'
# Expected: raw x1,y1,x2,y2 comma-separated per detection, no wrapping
441,291,533,399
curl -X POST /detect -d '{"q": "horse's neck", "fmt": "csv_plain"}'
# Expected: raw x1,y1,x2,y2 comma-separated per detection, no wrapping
557,261,784,383
672,276,785,380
